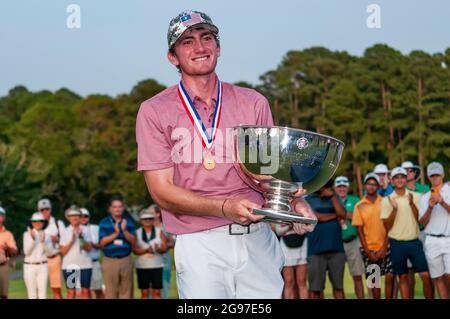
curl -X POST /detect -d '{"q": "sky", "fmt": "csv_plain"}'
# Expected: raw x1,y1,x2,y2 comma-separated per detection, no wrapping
1,0,449,97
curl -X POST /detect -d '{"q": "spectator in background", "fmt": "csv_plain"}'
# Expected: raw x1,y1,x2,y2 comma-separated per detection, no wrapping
274,223,308,299
305,179,347,299
59,207,93,299
353,173,394,299
402,161,430,194
419,162,450,299
134,209,167,299
374,164,393,197
334,176,365,299
0,206,17,299
99,195,136,299
401,160,430,298
380,167,433,299
23,212,52,299
149,204,175,299
38,198,64,299
80,208,105,299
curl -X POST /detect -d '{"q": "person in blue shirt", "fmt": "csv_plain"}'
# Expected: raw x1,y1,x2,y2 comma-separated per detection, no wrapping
305,179,347,299
374,164,394,197
99,195,136,299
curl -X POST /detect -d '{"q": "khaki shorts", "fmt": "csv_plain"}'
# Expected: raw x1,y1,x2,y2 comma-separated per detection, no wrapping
47,255,62,289
343,238,365,277
0,263,9,297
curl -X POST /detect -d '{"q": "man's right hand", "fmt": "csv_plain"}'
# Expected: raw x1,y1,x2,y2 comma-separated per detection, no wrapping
388,197,398,210
367,251,378,262
114,220,121,234
222,199,265,225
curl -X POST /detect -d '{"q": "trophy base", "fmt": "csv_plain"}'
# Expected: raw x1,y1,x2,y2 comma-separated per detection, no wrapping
252,208,318,225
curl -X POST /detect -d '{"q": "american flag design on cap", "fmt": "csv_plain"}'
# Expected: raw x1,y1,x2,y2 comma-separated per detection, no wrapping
167,10,219,49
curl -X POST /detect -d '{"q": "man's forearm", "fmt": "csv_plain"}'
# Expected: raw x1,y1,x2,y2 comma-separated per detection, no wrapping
123,231,135,245
331,196,346,219
419,206,432,226
316,213,337,222
144,172,225,218
100,232,119,247
410,203,419,221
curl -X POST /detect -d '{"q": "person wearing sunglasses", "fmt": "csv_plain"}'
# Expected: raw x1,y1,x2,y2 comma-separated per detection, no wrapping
133,209,167,299
79,208,104,299
38,198,65,299
23,212,52,299
401,161,430,194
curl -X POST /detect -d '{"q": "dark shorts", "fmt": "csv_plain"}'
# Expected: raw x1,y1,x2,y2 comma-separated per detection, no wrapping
136,268,163,290
389,238,429,275
360,247,393,278
307,252,346,292
63,268,92,289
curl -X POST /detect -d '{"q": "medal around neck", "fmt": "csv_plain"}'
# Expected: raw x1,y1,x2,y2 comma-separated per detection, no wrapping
178,80,222,171
233,125,345,225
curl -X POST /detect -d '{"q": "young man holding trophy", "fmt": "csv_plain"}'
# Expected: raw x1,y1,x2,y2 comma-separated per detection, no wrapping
136,10,327,298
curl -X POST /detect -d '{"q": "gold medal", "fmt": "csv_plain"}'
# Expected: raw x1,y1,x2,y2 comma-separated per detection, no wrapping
203,154,216,170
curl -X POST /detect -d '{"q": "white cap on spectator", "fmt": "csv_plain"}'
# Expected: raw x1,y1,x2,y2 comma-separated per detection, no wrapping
65,207,81,218
334,176,350,187
374,164,389,174
391,167,407,178
0,206,5,216
364,172,381,185
80,208,90,216
30,212,46,222
427,162,444,177
139,209,155,219
37,198,52,210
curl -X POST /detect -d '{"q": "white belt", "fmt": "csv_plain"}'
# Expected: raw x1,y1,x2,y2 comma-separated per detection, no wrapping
209,223,264,235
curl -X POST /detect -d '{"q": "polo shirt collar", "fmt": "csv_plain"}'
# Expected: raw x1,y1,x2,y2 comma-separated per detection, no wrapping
361,194,382,205
182,75,219,108
390,188,412,198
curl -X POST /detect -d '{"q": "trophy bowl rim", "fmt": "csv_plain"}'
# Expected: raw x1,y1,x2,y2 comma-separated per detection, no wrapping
232,124,345,147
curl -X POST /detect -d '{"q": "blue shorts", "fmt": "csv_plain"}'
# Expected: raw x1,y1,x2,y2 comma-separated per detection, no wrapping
389,238,429,275
63,268,92,289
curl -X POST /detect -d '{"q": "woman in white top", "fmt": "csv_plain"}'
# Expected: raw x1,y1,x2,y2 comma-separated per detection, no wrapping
59,207,93,299
133,209,167,299
23,212,53,299
274,223,308,299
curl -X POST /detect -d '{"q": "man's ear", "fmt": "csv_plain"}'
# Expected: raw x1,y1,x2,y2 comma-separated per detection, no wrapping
217,46,221,58
167,51,179,67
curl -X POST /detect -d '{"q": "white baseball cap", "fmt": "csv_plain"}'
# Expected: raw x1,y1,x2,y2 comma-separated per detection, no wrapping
0,206,5,216
30,212,46,222
65,207,81,218
80,208,90,216
427,162,444,177
139,209,155,219
374,164,389,174
334,176,350,187
37,198,52,210
391,166,407,178
364,172,381,185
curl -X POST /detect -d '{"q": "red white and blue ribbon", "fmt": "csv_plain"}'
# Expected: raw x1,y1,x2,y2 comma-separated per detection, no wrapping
177,80,223,149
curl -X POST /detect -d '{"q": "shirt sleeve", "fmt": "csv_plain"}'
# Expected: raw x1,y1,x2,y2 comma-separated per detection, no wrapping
418,193,429,219
98,220,109,240
126,218,136,235
352,204,363,226
255,94,274,126
380,197,392,220
136,101,174,171
59,228,70,246
23,232,36,256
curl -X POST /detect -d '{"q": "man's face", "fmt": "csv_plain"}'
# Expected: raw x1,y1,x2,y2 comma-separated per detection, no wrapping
68,215,81,226
110,200,124,218
364,179,379,196
391,174,407,189
39,207,51,219
335,185,348,198
168,27,220,76
406,168,416,182
428,174,443,188
80,214,89,225
140,218,154,227
31,221,44,231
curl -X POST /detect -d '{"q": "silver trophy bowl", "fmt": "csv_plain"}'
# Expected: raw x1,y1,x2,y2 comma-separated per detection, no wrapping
233,125,345,225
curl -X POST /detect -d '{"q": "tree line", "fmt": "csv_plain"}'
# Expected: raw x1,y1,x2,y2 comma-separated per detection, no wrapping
1,44,449,242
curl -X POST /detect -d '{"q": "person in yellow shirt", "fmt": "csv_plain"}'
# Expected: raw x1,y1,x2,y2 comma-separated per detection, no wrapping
353,173,394,299
380,167,433,299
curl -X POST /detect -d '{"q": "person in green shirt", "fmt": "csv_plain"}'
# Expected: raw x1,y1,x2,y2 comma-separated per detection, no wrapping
402,161,430,194
334,176,365,299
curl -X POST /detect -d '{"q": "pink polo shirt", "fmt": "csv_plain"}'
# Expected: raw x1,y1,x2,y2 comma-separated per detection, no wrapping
136,79,274,234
